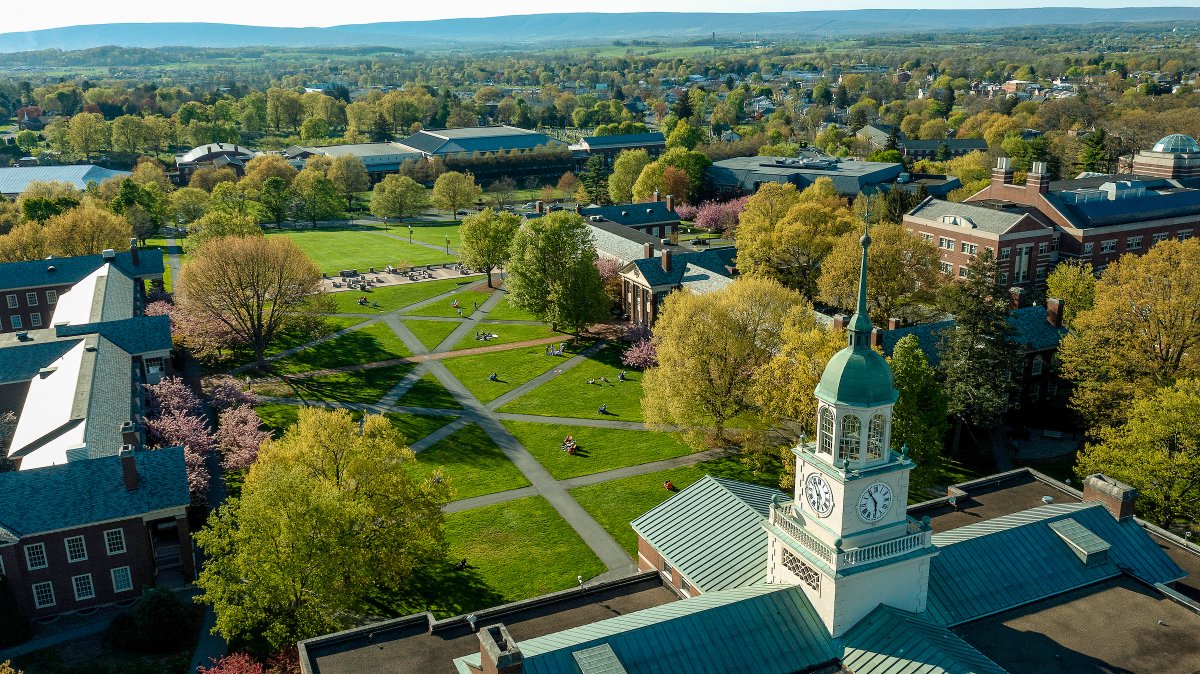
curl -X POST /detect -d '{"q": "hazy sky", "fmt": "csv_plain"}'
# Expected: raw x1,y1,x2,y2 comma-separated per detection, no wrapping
4,0,1197,32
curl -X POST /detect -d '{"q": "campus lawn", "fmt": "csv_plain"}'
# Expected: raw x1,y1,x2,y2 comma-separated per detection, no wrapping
401,222,463,250
412,423,530,501
569,456,788,557
386,411,458,445
499,346,644,421
440,342,581,403
269,322,410,374
253,363,413,405
443,496,606,602
450,322,559,351
254,402,451,444
329,277,474,314
404,289,494,318
401,318,463,350
483,293,541,322
395,371,461,409
502,421,696,480
269,228,454,272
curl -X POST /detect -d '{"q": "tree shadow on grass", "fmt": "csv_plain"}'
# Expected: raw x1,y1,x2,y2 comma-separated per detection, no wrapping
365,558,507,620
279,330,404,373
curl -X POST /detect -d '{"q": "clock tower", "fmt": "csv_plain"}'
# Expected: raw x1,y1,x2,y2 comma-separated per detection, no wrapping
764,224,937,637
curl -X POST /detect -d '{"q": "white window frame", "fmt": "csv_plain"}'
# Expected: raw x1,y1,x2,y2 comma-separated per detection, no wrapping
999,247,1011,260
919,232,933,243
1036,266,1047,280
45,289,57,305
29,313,41,328
24,543,47,570
1037,242,1048,254
1100,239,1117,253
939,261,953,274
1126,235,1142,250
10,315,21,330
1031,356,1044,376
5,294,16,309
938,237,955,250
1082,242,1093,255
111,566,133,593
24,292,37,307
32,581,55,608
71,573,95,601
999,271,1009,285
960,242,978,255
104,529,127,556
1179,230,1193,241
64,535,87,563
958,266,969,278
1152,232,1169,245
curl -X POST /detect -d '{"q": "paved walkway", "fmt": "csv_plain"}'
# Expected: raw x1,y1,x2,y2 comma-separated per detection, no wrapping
164,235,183,284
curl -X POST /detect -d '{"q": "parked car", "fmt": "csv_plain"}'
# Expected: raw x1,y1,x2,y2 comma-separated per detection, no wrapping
456,209,471,215
522,202,536,210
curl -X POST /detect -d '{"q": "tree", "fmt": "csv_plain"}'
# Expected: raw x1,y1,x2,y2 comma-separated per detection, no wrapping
111,115,147,154
1076,379,1200,531
458,208,519,288
190,166,237,192
41,200,131,258
431,171,482,220
487,176,517,209
661,167,690,205
577,155,610,206
505,211,610,332
645,277,809,443
938,248,1020,453
665,118,703,150
1059,239,1200,429
290,170,343,226
327,155,370,211
557,171,580,196
216,405,270,473
608,149,650,204
186,211,262,252
170,187,210,225
369,174,427,222
257,177,292,227
194,408,450,649
1077,127,1112,173
179,235,325,368
242,154,298,191
817,223,942,323
890,334,949,491
67,112,108,160
15,130,38,154
1044,260,1095,328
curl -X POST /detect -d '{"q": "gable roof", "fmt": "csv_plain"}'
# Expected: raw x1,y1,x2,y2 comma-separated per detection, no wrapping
843,605,1007,674
631,476,783,592
925,502,1185,626
581,201,679,227
176,143,256,164
0,165,130,195
580,133,666,150
626,247,736,288
0,249,162,292
454,584,841,674
908,198,1035,236
397,126,560,156
0,447,190,538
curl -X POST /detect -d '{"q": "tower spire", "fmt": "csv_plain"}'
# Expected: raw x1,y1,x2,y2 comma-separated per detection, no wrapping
848,204,873,347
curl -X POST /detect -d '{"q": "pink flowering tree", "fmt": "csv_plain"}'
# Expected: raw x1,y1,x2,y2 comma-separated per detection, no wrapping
693,196,749,235
144,377,202,417
204,375,258,412
215,405,270,472
148,301,244,363
621,323,657,369
198,653,265,674
595,256,622,302
674,203,699,221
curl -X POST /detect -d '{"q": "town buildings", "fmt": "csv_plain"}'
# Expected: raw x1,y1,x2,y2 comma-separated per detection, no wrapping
0,246,192,623
569,132,666,168
857,124,989,160
284,143,422,180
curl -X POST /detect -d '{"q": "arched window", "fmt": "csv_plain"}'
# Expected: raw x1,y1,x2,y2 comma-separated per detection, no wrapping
838,414,861,463
1031,356,1044,376
866,414,887,462
818,407,834,455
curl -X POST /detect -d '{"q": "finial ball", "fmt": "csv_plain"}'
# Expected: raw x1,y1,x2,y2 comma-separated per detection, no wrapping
860,234,871,247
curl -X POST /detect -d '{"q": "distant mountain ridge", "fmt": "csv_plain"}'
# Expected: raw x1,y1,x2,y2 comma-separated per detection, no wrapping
2,8,1200,53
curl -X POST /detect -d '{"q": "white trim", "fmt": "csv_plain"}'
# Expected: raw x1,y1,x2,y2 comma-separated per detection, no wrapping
32,581,55,608
104,528,127,556
71,573,95,601
110,566,133,593
64,535,88,563
24,542,47,571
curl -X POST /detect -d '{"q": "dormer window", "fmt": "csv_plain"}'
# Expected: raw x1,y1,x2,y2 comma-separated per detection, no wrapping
819,407,834,455
838,415,861,463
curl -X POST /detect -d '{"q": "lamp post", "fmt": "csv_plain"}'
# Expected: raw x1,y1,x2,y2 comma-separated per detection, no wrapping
445,236,450,254
408,225,413,244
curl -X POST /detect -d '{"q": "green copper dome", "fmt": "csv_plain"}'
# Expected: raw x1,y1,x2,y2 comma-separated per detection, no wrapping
815,345,898,407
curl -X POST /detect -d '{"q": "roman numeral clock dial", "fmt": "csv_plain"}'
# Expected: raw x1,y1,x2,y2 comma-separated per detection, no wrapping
804,473,834,517
857,482,893,523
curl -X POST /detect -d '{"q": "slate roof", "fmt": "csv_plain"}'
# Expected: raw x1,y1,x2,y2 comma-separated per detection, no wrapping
925,502,1185,626
631,476,784,592
678,262,734,294
453,584,841,674
0,249,162,292
0,447,190,538
397,126,561,156
0,339,79,384
842,605,1007,674
881,306,1063,364
81,335,134,460
580,133,666,150
0,165,130,195
908,198,1031,236
626,247,736,289
581,201,679,227
56,315,172,355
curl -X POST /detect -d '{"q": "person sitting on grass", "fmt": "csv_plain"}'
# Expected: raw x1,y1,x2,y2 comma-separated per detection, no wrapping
598,404,608,415
488,372,498,382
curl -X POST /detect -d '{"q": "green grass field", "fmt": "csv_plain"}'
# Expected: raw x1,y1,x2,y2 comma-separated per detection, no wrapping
413,423,530,501
329,277,474,314
400,222,463,250
503,421,697,480
440,342,580,403
404,290,494,318
269,322,410,374
444,496,606,602
451,322,559,351
253,363,413,405
499,346,643,421
255,402,453,444
395,372,461,409
483,294,541,322
401,318,463,350
270,228,454,272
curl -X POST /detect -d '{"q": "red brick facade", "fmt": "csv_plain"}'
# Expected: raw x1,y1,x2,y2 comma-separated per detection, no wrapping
636,535,700,598
904,207,1056,287
0,285,70,333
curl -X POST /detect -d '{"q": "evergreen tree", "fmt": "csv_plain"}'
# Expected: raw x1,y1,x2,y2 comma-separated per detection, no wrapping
1077,128,1111,173
578,155,610,205
884,125,901,151
671,93,693,121
890,334,949,491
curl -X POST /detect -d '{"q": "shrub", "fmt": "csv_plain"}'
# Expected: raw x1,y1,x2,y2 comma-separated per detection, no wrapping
107,588,198,653
198,653,266,674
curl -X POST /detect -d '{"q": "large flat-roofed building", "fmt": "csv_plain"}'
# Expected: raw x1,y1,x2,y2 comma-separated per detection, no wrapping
570,132,666,168
0,165,130,198
396,126,565,159
284,143,424,178
858,124,989,160
705,154,904,198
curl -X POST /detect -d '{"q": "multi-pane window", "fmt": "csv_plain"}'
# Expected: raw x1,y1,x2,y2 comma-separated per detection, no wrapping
960,242,978,255
111,566,133,593
46,290,57,305
65,536,87,562
29,313,41,328
71,574,95,601
1036,266,1047,280
1082,242,1094,255
5,294,16,309
1100,240,1117,253
1031,356,1044,376
818,407,835,456
866,414,886,462
662,559,672,576
24,543,47,570
999,247,1011,260
1038,242,1048,255
958,267,969,278
1153,232,1170,245
919,232,933,243
1126,236,1143,250
104,529,126,555
680,578,692,594
32,582,55,608
838,414,861,463
10,316,21,330
938,237,955,250
25,292,37,306
1180,230,1194,241
939,261,953,274
999,272,1009,285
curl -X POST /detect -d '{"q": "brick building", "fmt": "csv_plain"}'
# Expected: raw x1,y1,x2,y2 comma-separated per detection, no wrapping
619,243,736,325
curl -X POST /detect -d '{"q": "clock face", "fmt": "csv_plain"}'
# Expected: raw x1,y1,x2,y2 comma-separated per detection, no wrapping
804,473,835,517
857,482,894,523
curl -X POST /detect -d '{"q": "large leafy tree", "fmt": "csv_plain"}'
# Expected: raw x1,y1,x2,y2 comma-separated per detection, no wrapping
817,223,942,324
195,408,450,649
179,235,326,368
1044,259,1095,329
431,171,482,220
458,208,519,288
327,155,370,211
938,248,1020,453
608,149,650,204
369,174,427,222
1076,379,1200,531
257,177,292,227
1059,239,1200,429
290,169,342,226
505,211,610,332
890,334,949,491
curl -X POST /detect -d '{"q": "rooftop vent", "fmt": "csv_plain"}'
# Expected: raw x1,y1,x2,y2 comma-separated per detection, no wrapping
1050,518,1110,568
589,215,604,222
38,366,57,378
14,331,29,342
620,210,629,217
102,249,116,261
941,215,975,228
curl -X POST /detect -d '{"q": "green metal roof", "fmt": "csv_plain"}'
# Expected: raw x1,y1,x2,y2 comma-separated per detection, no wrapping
455,584,841,674
843,605,1007,674
1049,517,1111,565
926,502,1185,626
815,345,898,407
572,644,629,674
631,475,784,592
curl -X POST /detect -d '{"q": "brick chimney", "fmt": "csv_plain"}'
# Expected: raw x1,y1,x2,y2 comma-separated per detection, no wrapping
887,317,901,330
129,238,139,265
661,249,672,272
574,204,583,214
832,314,847,331
1046,298,1064,327
652,189,661,202
665,194,675,212
535,201,544,214
870,327,883,349
1027,161,1051,194
478,624,523,674
992,156,1014,186
1009,286,1024,309
643,242,655,259
1082,474,1137,521
120,446,139,491
121,420,139,448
